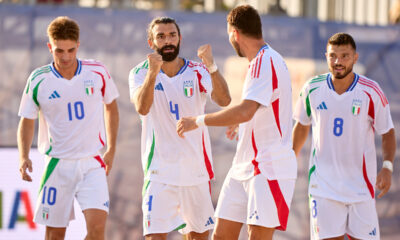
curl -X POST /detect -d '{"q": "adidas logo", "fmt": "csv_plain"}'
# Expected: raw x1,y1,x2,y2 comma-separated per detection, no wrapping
316,101,327,110
369,227,376,236
103,201,109,208
48,91,60,99
155,83,164,91
204,217,214,227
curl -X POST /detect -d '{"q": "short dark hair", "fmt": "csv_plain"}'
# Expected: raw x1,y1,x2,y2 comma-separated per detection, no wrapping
147,17,181,41
47,16,79,42
227,5,262,39
327,32,356,51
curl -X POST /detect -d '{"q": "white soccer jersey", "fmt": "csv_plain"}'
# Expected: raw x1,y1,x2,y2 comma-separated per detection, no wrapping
229,45,297,181
18,59,119,159
129,59,214,186
294,73,394,202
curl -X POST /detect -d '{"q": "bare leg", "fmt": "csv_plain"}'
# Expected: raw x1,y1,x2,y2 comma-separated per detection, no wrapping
45,226,66,240
83,208,107,240
212,218,243,240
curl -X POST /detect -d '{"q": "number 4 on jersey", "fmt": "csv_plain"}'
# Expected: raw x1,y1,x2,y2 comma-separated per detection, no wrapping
169,101,179,120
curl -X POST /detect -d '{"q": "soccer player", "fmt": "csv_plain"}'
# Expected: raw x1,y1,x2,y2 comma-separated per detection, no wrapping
176,5,297,240
17,16,119,240
129,17,231,240
292,32,396,240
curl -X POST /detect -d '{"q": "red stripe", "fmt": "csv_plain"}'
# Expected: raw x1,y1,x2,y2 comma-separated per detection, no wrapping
94,155,106,169
82,62,111,78
92,71,106,97
270,58,282,137
195,70,207,93
208,181,212,196
21,191,36,229
254,57,260,78
202,132,214,179
362,155,375,198
99,132,105,146
251,130,261,175
256,52,264,78
267,179,289,231
363,90,375,132
251,61,256,78
359,78,388,106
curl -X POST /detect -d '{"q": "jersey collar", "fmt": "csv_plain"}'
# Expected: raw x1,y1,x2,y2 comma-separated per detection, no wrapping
50,59,82,78
160,58,188,76
255,44,269,57
327,72,359,92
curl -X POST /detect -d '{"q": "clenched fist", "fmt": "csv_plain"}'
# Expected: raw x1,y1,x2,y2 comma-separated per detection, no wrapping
197,44,215,68
147,52,163,74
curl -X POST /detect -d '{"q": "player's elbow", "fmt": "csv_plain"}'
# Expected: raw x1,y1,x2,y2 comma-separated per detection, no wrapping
218,95,231,107
136,105,150,115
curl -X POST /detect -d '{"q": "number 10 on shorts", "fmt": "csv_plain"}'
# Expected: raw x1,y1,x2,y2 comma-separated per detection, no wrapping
42,186,57,205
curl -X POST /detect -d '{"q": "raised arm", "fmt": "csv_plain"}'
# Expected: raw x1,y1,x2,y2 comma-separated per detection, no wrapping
132,53,163,115
197,44,231,107
292,121,311,157
17,117,35,182
376,128,396,198
103,99,119,176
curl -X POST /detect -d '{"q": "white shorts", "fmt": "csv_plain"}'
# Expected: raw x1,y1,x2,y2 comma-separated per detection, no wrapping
33,155,109,227
215,174,295,231
309,195,379,240
142,181,215,235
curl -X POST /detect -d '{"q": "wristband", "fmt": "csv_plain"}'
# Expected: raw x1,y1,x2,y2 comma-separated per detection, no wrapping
207,63,218,74
196,115,206,127
382,160,393,172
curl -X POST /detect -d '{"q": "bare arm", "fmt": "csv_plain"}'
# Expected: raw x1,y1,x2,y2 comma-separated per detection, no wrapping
17,117,35,182
132,53,163,115
197,44,231,107
103,99,119,176
292,121,311,157
176,99,259,137
376,128,396,198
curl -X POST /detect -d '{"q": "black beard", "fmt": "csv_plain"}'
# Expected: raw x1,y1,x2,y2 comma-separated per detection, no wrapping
156,43,180,62
331,65,353,79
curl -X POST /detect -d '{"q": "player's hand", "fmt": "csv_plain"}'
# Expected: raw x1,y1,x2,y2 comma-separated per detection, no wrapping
103,150,115,176
19,158,33,182
226,124,239,141
147,53,163,74
176,117,198,138
376,168,392,198
197,44,215,69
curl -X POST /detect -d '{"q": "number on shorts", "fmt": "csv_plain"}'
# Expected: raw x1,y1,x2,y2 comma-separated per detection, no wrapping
42,186,57,205
311,199,317,218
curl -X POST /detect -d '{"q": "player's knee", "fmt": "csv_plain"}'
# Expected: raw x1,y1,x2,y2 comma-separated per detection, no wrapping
212,229,228,240
187,230,209,240
85,223,105,240
46,230,66,240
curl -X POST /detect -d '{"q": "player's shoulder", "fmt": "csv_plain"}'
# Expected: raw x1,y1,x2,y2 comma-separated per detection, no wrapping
29,64,53,83
186,59,209,73
356,74,388,105
305,73,329,88
130,59,149,76
80,59,111,78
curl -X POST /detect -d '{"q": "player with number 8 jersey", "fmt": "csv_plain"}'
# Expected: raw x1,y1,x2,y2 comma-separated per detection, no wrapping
293,32,396,240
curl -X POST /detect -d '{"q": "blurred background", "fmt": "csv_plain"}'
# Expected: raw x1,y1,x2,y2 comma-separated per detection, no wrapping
0,0,399,239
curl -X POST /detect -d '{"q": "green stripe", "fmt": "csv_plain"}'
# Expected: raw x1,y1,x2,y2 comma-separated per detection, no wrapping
144,131,155,176
173,223,186,231
305,87,319,117
310,74,328,83
31,68,51,80
142,180,150,196
38,158,59,195
25,80,31,94
308,165,315,183
32,78,44,107
45,145,52,155
308,149,316,183
134,60,149,74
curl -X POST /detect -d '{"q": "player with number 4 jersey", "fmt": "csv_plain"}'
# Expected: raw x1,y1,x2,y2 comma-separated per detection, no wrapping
129,17,230,239
293,33,396,240
17,16,119,240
